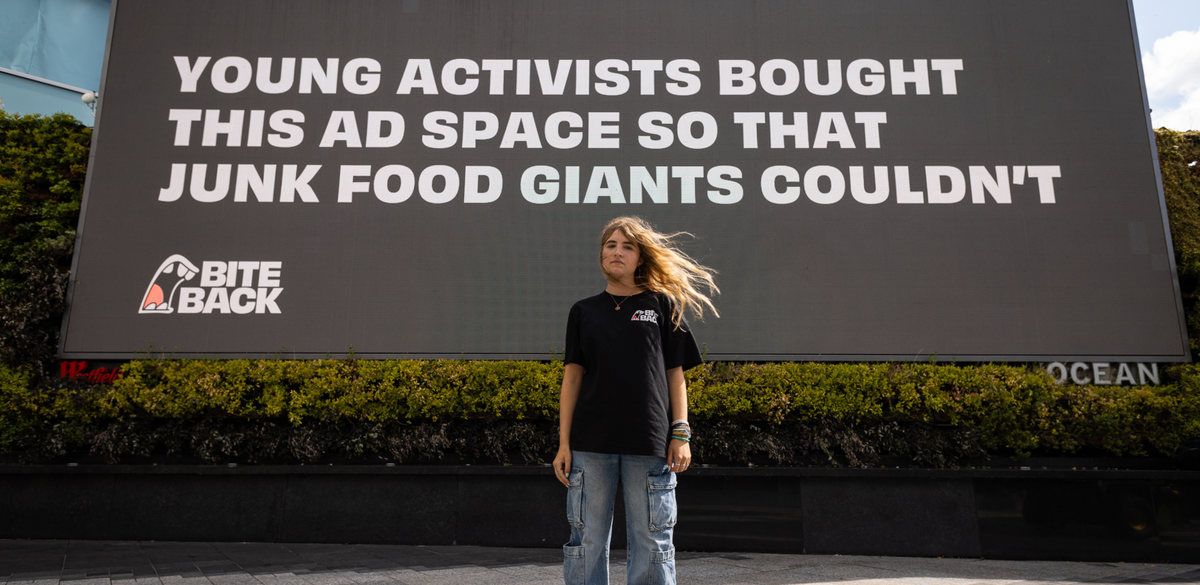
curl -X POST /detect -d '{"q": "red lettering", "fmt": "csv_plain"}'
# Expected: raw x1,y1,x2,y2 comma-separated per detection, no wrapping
60,361,89,378
91,367,109,383
59,362,125,384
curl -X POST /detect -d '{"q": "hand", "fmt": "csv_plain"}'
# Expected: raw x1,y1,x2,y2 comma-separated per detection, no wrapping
553,445,572,487
667,439,691,473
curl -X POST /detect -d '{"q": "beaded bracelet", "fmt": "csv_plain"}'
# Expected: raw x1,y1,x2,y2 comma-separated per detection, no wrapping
670,420,693,443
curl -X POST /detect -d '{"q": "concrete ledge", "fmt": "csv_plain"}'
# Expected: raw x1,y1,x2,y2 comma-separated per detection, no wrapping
1,465,1196,562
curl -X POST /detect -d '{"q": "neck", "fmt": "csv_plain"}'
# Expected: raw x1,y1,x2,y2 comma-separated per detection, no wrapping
605,280,642,296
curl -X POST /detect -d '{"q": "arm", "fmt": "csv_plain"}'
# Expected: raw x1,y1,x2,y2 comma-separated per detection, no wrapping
553,363,585,487
666,366,692,472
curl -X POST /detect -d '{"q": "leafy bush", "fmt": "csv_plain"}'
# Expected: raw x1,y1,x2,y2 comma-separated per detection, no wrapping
2,358,1197,465
0,112,90,375
8,417,558,466
1158,129,1200,350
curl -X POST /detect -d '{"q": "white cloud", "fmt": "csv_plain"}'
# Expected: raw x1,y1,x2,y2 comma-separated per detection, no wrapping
1143,27,1200,131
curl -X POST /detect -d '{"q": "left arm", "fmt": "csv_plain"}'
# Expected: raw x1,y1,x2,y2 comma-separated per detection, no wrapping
666,366,691,472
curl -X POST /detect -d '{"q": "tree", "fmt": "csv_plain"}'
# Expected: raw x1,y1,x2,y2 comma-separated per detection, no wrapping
0,112,90,375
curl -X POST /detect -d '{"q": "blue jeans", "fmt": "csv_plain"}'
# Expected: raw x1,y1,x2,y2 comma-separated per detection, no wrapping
563,450,677,585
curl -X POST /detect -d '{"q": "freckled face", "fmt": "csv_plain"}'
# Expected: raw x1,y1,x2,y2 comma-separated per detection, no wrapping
601,229,641,282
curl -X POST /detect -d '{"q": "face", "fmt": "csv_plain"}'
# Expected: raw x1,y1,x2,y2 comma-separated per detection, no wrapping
601,228,642,282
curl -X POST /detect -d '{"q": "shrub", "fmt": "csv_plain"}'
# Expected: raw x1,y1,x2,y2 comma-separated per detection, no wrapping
0,112,90,375
1158,130,1200,350
1,358,1197,465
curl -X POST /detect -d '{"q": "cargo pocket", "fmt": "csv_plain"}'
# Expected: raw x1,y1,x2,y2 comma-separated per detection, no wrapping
563,544,585,584
649,547,676,585
647,469,677,532
566,468,584,529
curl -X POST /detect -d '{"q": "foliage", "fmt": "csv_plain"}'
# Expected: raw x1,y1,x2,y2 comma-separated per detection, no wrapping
0,112,90,375
99,358,563,423
7,417,557,466
1158,130,1200,350
692,419,986,469
1,358,1197,465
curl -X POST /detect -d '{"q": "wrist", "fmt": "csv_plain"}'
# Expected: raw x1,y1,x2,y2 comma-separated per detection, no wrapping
669,420,691,442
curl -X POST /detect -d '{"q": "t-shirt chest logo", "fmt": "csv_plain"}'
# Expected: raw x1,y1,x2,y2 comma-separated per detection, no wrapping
630,309,659,324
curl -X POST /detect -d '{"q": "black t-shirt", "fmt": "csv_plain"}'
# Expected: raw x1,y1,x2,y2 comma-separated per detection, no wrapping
564,290,703,457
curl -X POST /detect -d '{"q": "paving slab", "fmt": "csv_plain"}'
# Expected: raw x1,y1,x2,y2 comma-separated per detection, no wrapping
156,577,208,585
1,541,1199,584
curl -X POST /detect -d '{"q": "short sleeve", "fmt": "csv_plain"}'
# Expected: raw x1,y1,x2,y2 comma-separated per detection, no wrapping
564,303,586,367
660,296,703,371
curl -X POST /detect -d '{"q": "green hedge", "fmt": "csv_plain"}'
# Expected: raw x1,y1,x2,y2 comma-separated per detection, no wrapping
3,359,1198,463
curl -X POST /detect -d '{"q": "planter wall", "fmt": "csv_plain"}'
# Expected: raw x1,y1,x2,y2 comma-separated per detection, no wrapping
1,465,1197,563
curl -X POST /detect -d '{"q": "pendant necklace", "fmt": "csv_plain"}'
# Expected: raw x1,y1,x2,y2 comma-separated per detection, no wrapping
608,292,634,311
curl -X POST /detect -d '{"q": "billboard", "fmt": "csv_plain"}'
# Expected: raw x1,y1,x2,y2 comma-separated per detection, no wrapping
61,0,1188,361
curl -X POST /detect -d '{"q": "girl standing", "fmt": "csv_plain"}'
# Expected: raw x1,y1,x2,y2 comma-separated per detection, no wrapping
553,216,719,585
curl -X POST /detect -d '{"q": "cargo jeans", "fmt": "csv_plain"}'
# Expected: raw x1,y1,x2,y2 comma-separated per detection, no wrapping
563,450,677,585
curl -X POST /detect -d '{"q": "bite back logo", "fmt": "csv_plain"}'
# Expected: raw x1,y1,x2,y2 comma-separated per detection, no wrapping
139,255,283,314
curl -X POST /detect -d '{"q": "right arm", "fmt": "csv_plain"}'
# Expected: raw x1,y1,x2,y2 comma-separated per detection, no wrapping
553,363,585,487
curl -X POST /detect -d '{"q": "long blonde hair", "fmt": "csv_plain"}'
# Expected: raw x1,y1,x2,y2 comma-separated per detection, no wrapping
599,216,719,328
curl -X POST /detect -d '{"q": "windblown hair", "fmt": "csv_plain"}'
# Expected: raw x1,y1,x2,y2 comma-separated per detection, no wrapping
599,216,719,328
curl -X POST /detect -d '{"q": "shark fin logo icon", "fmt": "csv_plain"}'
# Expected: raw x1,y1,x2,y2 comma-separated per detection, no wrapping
139,255,200,314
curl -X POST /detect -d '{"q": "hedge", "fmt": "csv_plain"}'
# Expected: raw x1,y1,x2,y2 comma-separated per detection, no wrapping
2,359,1197,466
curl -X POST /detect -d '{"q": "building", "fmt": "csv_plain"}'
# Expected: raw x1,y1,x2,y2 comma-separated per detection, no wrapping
1,0,109,124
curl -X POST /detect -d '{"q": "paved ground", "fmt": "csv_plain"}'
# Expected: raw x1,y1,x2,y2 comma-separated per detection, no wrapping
1,541,1198,585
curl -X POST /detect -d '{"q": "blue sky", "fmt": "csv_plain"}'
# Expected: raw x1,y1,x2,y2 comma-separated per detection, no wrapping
1134,0,1200,130
1134,0,1200,52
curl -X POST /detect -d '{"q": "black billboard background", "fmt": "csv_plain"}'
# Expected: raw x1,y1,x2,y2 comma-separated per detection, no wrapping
60,0,1189,360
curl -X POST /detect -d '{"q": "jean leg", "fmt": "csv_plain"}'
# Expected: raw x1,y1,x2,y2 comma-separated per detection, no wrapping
564,451,620,585
621,454,676,585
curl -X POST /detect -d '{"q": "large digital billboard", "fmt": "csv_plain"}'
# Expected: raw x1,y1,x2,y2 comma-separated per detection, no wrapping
61,0,1188,361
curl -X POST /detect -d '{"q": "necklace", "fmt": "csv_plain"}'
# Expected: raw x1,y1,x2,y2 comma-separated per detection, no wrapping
608,292,635,311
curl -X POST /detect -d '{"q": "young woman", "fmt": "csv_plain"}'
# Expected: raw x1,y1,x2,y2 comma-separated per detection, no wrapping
553,216,719,585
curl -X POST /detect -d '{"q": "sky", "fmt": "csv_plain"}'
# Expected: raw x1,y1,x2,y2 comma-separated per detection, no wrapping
1134,0,1200,130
